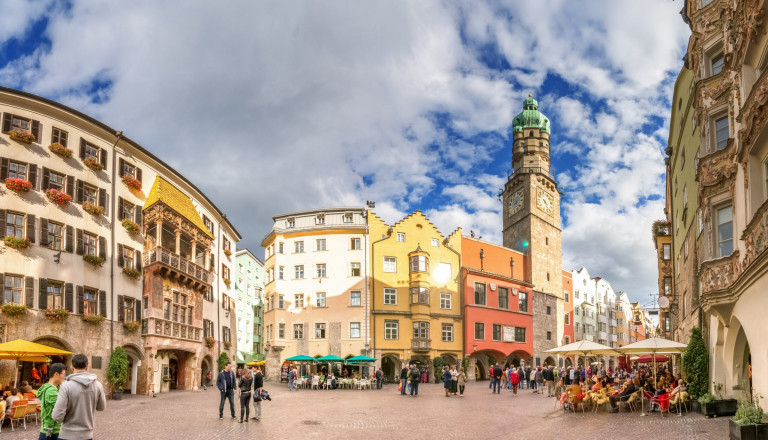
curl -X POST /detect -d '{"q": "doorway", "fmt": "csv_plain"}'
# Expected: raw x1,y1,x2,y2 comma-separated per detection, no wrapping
169,358,179,390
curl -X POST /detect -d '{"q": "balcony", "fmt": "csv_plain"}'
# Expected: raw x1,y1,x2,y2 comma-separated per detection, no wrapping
144,246,211,291
411,339,431,352
142,317,202,343
700,251,741,306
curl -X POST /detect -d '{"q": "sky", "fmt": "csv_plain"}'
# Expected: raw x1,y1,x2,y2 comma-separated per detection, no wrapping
0,0,690,305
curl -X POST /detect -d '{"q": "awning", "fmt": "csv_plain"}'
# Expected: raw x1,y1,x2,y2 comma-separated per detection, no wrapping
316,355,345,363
285,355,316,363
345,355,377,364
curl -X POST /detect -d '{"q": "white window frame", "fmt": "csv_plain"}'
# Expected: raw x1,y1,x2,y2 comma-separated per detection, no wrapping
350,322,361,338
439,292,451,309
384,321,398,340
383,256,396,273
396,232,405,242
383,288,397,305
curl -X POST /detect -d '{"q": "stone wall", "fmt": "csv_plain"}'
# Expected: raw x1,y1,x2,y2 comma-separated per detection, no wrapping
532,291,558,366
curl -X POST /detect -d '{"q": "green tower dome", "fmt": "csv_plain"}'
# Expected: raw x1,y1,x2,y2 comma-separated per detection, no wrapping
512,95,550,133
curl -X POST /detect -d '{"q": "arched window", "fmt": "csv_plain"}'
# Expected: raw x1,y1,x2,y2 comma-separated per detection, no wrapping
529,131,534,137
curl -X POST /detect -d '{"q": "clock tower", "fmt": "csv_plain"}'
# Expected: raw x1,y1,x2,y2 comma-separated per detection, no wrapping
502,95,564,366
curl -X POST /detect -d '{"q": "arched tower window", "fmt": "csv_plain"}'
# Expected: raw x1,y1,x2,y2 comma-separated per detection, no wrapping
529,131,534,137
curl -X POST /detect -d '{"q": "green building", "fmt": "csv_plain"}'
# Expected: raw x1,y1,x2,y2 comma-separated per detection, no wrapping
234,249,265,364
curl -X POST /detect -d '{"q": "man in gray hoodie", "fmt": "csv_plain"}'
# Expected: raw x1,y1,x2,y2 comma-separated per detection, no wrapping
52,354,106,440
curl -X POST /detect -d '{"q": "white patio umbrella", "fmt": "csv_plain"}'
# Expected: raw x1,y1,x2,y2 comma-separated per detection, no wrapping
545,340,620,360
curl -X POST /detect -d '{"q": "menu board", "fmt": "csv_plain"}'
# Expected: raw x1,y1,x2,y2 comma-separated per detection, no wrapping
503,325,515,342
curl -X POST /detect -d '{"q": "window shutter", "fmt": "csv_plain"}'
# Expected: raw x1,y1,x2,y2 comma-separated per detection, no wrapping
100,149,107,169
76,179,84,203
40,218,48,247
76,229,84,255
118,158,125,177
135,206,143,228
28,164,37,190
136,167,142,184
26,214,35,243
0,158,8,181
99,290,106,317
24,276,34,308
135,298,141,322
65,226,74,253
1,113,11,133
98,188,106,210
0,274,4,305
136,250,142,271
38,278,48,310
65,283,73,312
76,285,84,314
66,175,74,198
117,295,124,322
0,210,5,238
31,120,40,143
118,198,124,220
42,167,49,190
99,236,106,260
117,244,124,267
79,138,86,159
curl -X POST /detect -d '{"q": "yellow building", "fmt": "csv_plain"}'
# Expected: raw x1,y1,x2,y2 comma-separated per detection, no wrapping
369,211,462,381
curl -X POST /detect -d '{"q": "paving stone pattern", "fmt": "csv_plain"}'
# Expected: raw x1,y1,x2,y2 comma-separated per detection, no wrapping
4,382,728,439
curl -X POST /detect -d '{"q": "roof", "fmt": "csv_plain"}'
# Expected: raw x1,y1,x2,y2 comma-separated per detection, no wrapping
144,176,214,239
512,95,550,133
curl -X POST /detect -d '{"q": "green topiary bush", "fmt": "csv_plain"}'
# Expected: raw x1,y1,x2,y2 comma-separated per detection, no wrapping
108,347,129,392
217,352,231,371
682,327,709,400
433,356,444,381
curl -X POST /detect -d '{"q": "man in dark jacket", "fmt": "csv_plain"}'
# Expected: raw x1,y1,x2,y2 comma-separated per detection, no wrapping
609,379,638,412
251,366,264,421
544,366,555,397
409,365,420,397
217,362,237,420
400,365,409,396
492,364,503,394
376,368,383,389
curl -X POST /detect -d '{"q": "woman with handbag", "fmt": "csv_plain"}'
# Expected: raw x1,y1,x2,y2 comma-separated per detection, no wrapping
237,369,253,423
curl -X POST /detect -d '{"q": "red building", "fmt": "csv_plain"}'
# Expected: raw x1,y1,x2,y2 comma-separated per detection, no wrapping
561,270,575,368
462,237,533,381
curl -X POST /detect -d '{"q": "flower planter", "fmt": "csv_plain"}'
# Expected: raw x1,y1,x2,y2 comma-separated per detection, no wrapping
4,177,32,193
8,129,35,143
729,419,768,440
204,337,215,348
112,390,123,401
223,249,232,257
223,341,232,350
122,174,142,191
44,308,70,322
82,314,105,325
1,304,27,319
83,254,105,268
82,202,104,216
83,157,104,172
122,219,141,235
223,278,231,288
702,399,738,418
122,267,141,280
123,321,141,333
4,236,31,249
49,142,73,158
46,189,72,207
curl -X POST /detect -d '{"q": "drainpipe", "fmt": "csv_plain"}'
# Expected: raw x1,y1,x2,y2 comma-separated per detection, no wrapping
458,266,468,376
370,227,393,360
109,131,123,353
363,210,370,355
444,242,461,365
216,217,223,363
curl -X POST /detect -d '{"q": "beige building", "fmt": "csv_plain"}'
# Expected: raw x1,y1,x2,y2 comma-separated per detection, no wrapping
0,87,239,395
261,208,370,381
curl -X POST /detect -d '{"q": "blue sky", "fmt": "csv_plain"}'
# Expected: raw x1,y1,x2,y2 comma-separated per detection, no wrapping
0,0,690,303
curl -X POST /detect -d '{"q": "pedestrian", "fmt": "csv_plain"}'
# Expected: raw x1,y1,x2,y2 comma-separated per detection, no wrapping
400,364,409,396
288,364,295,391
509,366,520,396
492,363,503,394
376,367,383,390
530,367,538,393
518,365,526,389
450,365,458,395
409,364,420,397
38,362,66,440
545,366,555,397
216,362,237,420
489,366,493,389
237,368,252,423
51,354,106,440
525,365,532,389
443,366,452,397
458,367,467,397
252,366,264,421
501,367,508,391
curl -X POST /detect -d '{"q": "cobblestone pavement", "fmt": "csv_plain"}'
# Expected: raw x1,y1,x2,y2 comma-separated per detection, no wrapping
3,382,728,439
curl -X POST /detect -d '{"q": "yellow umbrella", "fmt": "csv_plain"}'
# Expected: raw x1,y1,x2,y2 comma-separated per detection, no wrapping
0,339,72,384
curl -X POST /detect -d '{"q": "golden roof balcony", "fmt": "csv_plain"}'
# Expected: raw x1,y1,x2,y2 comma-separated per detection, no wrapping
144,246,211,292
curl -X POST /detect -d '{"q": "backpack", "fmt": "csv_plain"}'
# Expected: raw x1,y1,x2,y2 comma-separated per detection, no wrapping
410,369,419,380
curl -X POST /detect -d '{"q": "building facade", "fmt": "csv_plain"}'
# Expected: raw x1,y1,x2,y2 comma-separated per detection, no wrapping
261,208,370,381
0,87,240,395
234,249,264,363
562,269,574,349
461,236,533,381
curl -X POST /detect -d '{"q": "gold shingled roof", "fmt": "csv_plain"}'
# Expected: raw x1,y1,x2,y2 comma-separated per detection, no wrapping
143,176,214,239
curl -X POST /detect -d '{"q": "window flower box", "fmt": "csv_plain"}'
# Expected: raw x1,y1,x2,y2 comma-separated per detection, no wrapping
122,219,141,235
1,304,27,319
8,129,35,143
83,157,104,172
223,249,232,257
123,321,141,333
204,337,215,348
122,174,142,191
46,188,72,207
223,278,231,288
49,142,73,158
83,254,105,268
4,236,31,249
44,308,71,322
223,341,232,350
82,314,105,325
4,177,32,193
122,267,141,280
82,202,104,216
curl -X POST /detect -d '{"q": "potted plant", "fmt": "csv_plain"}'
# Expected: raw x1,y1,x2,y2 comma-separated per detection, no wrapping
204,336,215,348
730,386,767,440
1,304,27,319
4,177,33,193
44,308,70,322
108,347,129,400
700,384,739,418
82,157,104,172
122,174,142,190
217,352,230,371
82,314,105,325
123,321,141,333
83,254,105,268
223,341,232,350
223,249,232,257
45,188,72,207
122,267,141,280
82,202,104,216
432,356,444,383
122,219,141,235
683,327,708,411
4,236,31,249
223,278,231,288
49,142,73,158
8,129,35,143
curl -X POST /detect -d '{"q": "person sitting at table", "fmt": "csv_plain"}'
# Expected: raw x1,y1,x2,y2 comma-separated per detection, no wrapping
5,389,20,416
329,373,337,389
320,373,326,389
592,379,603,392
669,379,688,406
609,379,638,413
655,377,667,395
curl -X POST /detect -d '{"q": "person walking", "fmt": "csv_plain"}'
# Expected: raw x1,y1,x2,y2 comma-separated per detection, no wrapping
251,366,264,421
51,354,106,440
489,366,493,389
216,362,237,420
492,363,503,394
450,365,458,395
530,367,538,393
237,369,253,423
288,365,295,391
509,366,520,396
457,367,467,397
376,367,383,390
518,365,526,390
38,362,66,440
443,366,452,397
535,366,544,395
545,366,555,397
409,364,420,397
400,365,409,396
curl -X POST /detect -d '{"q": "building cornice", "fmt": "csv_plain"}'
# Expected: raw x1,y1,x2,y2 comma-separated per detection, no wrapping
463,267,532,287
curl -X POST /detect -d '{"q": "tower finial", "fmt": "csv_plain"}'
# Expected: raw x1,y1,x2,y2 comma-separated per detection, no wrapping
528,94,532,97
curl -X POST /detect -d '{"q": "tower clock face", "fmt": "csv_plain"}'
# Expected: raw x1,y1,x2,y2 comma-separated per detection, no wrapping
508,189,524,216
536,187,554,216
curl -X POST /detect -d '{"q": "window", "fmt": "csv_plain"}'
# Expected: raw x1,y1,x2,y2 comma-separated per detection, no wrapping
83,232,97,256
120,199,135,222
717,205,733,257
48,170,65,191
278,323,285,339
83,288,98,315
663,277,672,296
662,243,671,260
286,218,295,228
564,336,571,344
203,215,214,235
8,161,27,180
220,293,229,312
278,294,284,309
81,183,97,205
122,297,135,322
474,282,486,305
683,185,688,207
474,322,485,340
492,324,502,341
83,142,99,161
383,257,396,273
293,324,304,339
546,306,551,315
440,292,451,309
46,281,63,309
122,246,136,270
350,238,361,250
316,292,326,307
350,291,361,306
350,322,361,338
278,242,284,254
5,212,24,238
278,266,284,280
343,213,353,223
223,327,231,344
410,286,429,304
315,239,326,251
51,127,68,146
575,307,580,316
10,115,31,132
431,238,439,247
316,263,326,278
441,324,453,342
350,262,361,277
575,323,580,333
711,52,724,75
518,291,528,313
222,265,230,281
684,237,690,260
715,116,729,150
163,299,171,320
203,319,214,338
294,241,304,253
121,159,136,179
383,288,397,305
384,321,398,339
3,275,24,305
396,232,405,242
564,313,570,325
294,265,304,279
409,255,428,272
546,331,552,341
294,294,304,308
575,290,580,299
498,287,509,309
315,214,325,225
315,323,326,338
413,321,429,339
564,291,569,303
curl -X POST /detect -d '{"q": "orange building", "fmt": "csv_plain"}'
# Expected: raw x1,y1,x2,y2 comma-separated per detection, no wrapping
562,270,574,345
462,237,533,381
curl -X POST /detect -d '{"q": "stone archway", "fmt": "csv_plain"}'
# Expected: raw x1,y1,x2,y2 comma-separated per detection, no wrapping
441,353,459,368
31,336,74,384
564,357,573,368
121,344,144,395
201,355,213,389
543,356,556,367
381,354,400,382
